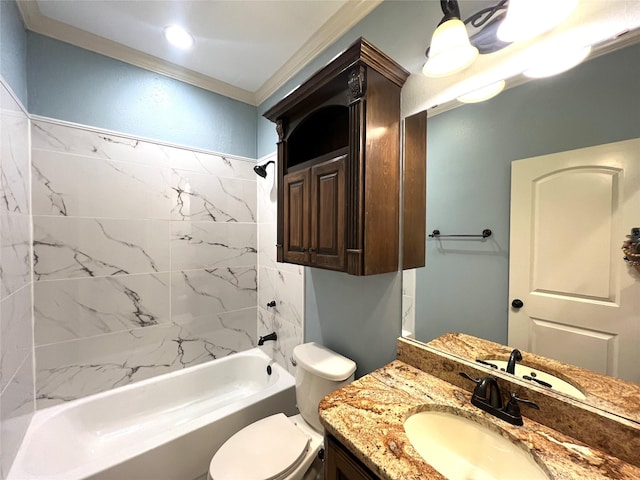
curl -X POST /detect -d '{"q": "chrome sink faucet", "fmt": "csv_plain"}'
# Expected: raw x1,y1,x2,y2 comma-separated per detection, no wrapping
506,348,522,374
460,372,539,426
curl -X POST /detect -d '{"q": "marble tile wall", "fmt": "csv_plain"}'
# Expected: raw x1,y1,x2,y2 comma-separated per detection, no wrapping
255,154,305,376
402,269,416,338
0,82,34,479
31,119,259,408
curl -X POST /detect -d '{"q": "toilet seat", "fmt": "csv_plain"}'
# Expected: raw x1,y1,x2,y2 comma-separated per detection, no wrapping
209,413,311,480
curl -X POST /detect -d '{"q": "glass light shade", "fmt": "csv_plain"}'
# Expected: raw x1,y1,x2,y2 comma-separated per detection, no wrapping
497,0,579,43
163,25,194,49
423,18,479,77
457,80,506,103
524,45,591,78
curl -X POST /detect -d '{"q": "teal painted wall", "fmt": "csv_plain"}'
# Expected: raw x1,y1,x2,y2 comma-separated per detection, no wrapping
27,33,258,158
416,42,640,345
0,0,28,104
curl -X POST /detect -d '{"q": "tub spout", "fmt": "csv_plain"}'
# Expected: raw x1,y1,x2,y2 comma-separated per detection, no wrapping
258,332,277,346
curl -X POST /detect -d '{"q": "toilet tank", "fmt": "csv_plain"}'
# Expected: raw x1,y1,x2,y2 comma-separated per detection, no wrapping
292,343,356,432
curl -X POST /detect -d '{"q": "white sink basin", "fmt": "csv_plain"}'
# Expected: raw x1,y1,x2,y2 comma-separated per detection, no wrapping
404,410,550,480
483,360,586,400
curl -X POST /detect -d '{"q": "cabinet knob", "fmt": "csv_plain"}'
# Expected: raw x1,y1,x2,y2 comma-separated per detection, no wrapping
511,299,524,309
308,248,316,253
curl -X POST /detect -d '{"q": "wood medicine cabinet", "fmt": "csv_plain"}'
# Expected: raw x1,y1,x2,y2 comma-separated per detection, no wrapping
264,37,425,276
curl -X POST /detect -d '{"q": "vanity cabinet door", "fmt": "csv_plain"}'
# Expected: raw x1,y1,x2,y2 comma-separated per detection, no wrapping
325,434,379,480
283,169,310,265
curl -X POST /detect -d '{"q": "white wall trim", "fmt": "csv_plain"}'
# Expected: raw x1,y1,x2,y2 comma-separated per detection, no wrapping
16,0,382,107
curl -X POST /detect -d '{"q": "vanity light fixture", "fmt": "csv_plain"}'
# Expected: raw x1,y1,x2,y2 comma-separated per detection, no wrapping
423,0,580,79
163,25,195,50
457,80,506,103
422,0,479,77
497,0,579,43
523,44,591,78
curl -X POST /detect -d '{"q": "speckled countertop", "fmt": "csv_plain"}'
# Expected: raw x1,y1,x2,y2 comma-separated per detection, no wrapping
319,360,640,480
427,332,640,423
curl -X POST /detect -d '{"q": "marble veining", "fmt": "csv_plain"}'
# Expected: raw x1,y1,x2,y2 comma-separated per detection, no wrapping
35,273,170,345
0,82,34,477
171,221,256,270
32,150,172,219
319,360,640,480
1,113,30,215
171,170,256,223
34,217,169,280
35,310,255,408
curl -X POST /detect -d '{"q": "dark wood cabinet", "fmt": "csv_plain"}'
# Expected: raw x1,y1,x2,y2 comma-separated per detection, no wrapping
283,151,346,270
325,434,379,480
264,37,425,276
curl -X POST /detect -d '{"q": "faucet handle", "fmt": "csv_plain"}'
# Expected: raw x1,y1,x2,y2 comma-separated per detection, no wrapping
459,371,481,385
505,392,540,417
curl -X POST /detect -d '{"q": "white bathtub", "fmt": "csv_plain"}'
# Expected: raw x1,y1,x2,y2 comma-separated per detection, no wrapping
8,349,297,480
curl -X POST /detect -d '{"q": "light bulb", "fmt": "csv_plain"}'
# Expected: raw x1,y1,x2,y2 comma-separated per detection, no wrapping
498,0,578,43
423,18,478,77
524,45,591,78
163,25,194,50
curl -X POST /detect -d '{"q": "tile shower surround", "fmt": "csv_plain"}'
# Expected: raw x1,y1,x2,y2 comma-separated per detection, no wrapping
31,120,263,408
0,79,305,477
1,84,34,478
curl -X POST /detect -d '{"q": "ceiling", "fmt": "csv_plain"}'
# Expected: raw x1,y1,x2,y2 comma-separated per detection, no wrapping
16,0,382,105
16,1,640,110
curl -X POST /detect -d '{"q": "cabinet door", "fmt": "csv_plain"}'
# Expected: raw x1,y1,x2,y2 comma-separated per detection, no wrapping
310,155,346,271
325,435,378,480
283,169,310,264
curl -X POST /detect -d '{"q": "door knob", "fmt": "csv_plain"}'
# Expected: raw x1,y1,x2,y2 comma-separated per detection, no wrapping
511,299,524,309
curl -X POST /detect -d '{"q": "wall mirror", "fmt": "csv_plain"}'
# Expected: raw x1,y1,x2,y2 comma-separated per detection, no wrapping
400,31,640,423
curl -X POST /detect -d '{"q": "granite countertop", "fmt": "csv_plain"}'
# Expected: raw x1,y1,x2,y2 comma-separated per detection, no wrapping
319,360,640,480
427,332,640,422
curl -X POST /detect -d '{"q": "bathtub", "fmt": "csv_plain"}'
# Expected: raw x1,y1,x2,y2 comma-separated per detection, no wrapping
8,348,297,480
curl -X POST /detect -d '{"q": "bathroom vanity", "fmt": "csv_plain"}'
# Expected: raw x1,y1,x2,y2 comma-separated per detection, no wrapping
319,336,640,480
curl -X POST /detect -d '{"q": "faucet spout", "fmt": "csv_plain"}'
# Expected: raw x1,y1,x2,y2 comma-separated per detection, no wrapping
506,348,522,374
258,332,277,346
459,372,539,426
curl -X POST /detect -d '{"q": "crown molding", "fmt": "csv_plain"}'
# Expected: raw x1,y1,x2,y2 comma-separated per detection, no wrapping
255,0,384,105
16,0,257,105
16,0,382,107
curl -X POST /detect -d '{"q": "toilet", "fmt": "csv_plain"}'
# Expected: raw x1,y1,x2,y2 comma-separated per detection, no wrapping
208,342,356,480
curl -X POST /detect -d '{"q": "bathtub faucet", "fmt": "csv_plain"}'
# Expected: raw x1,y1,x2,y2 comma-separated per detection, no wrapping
258,332,277,346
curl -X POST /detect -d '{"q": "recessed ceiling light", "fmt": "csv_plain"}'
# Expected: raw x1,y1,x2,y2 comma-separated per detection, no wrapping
163,25,194,50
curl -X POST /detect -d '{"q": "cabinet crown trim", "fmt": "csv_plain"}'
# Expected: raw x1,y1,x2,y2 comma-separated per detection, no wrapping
264,37,409,122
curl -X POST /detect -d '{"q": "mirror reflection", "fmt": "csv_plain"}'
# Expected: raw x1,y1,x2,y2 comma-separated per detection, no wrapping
401,40,640,419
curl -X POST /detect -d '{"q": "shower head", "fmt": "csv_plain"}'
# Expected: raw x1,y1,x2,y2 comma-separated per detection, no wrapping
253,160,274,178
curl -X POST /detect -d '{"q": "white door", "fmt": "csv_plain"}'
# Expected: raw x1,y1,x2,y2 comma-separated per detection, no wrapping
508,138,640,383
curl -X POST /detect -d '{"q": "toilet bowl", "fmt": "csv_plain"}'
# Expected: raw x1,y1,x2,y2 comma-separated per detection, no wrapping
208,343,356,480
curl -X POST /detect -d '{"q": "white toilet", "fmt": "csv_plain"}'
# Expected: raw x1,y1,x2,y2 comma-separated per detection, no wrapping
208,342,356,480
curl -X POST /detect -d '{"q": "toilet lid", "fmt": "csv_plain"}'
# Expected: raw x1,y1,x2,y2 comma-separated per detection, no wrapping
210,413,310,480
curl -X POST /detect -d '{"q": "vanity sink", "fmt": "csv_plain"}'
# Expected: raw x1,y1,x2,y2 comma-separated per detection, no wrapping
483,360,587,400
404,410,550,480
